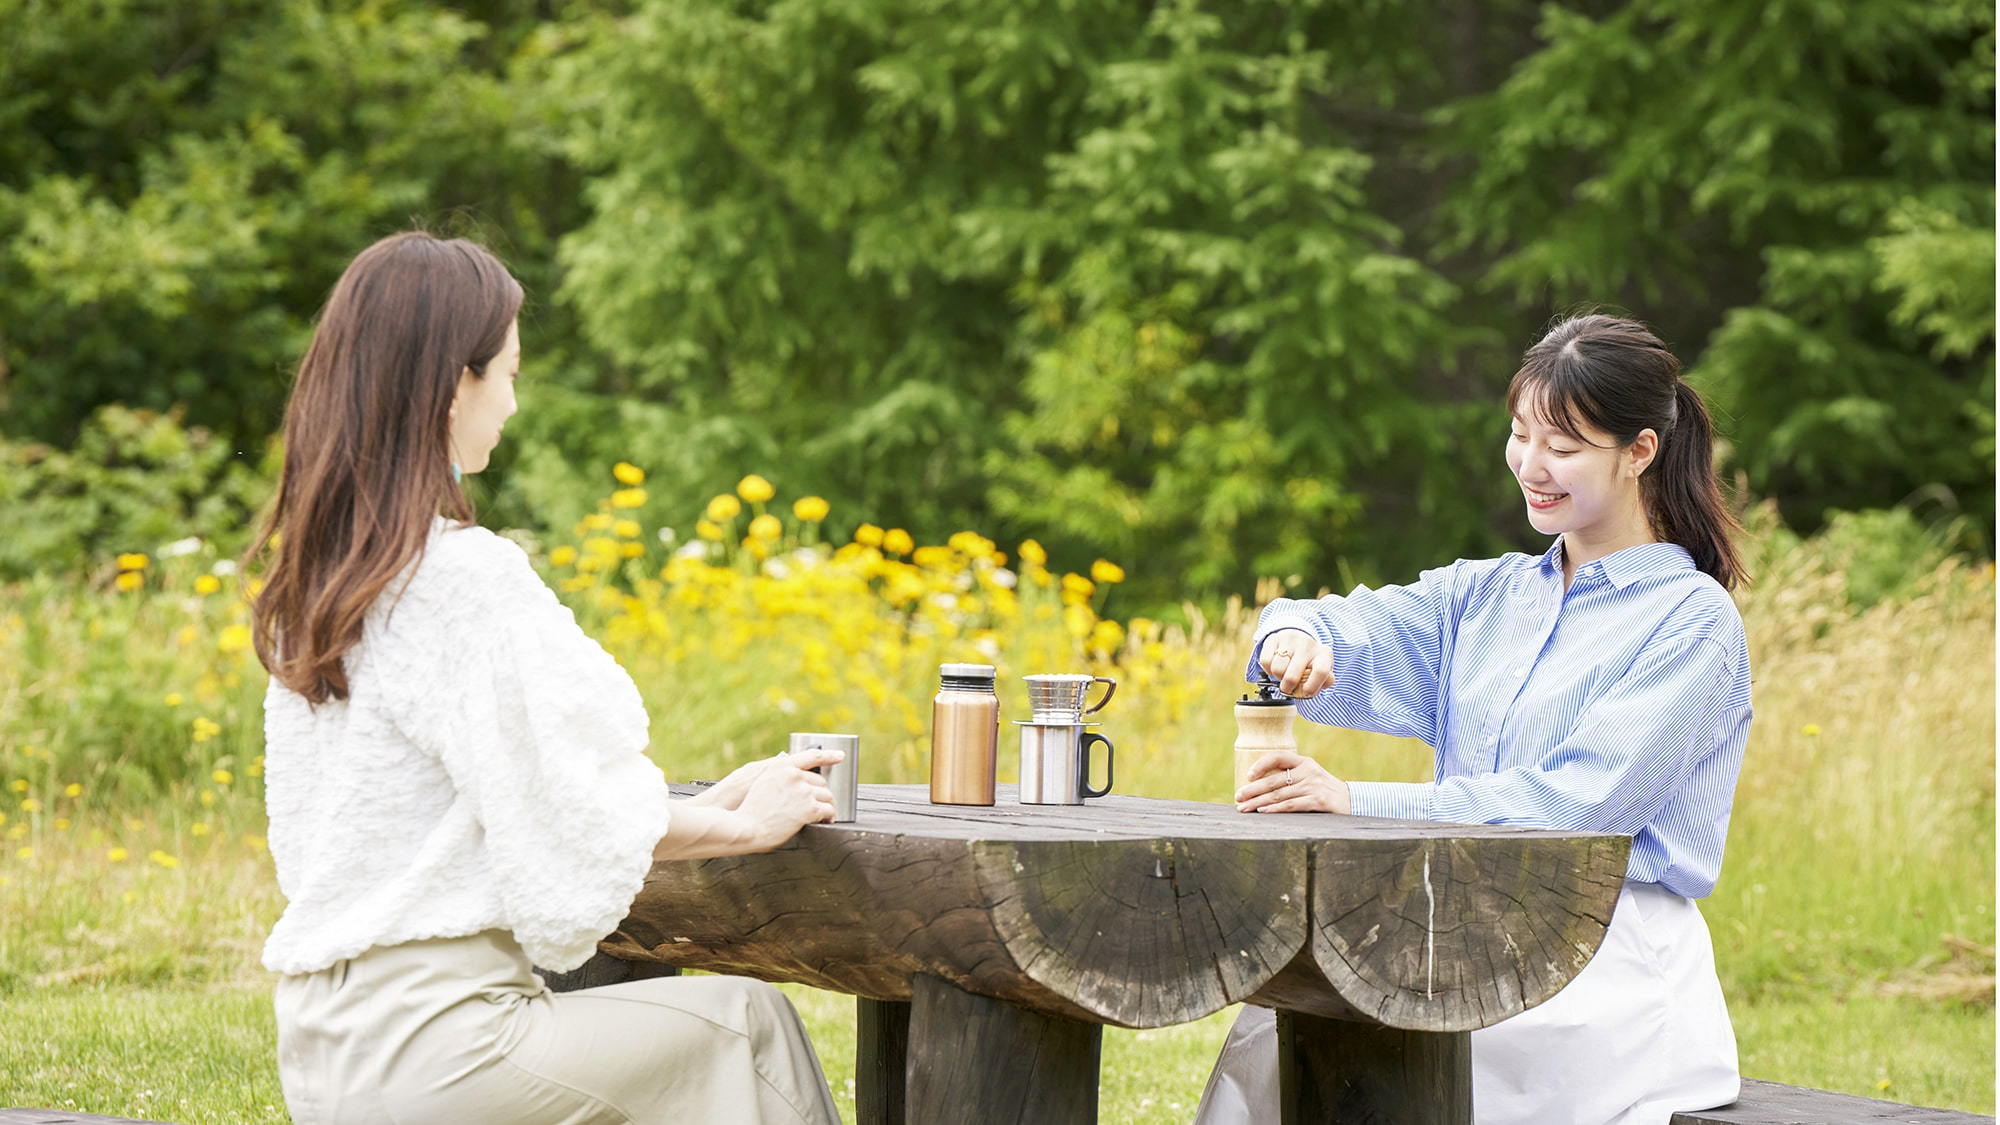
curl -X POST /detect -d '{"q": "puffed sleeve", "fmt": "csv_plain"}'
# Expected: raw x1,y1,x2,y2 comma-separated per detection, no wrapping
1247,558,1506,746
382,527,671,972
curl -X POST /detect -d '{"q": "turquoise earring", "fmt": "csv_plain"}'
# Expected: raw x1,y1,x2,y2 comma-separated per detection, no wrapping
451,461,463,484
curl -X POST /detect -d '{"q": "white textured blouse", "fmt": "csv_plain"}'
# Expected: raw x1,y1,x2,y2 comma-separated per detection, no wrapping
260,520,672,975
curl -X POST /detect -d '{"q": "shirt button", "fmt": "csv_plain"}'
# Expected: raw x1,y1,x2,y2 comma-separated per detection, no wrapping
1513,667,1526,678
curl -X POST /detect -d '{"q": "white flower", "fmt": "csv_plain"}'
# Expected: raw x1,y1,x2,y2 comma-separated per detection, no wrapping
159,536,203,558
210,560,239,576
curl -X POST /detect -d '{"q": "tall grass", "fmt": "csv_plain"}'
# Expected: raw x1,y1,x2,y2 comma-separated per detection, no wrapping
0,484,1991,1113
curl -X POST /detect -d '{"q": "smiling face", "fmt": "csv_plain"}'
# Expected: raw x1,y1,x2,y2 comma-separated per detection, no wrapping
446,318,520,475
1505,387,1658,552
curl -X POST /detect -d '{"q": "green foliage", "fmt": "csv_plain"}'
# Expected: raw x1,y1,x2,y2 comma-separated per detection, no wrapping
0,0,1991,603
0,405,273,580
1439,0,1995,548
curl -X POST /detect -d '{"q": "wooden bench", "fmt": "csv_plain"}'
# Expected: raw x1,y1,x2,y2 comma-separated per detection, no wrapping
1672,1079,1994,1124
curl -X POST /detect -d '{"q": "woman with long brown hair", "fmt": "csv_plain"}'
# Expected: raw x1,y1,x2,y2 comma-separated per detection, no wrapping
251,231,842,1124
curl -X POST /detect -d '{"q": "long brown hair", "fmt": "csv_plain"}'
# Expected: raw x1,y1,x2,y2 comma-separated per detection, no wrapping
1506,314,1747,590
249,232,523,704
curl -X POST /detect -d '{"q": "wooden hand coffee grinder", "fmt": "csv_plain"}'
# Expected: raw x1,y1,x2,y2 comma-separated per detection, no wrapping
1233,677,1298,791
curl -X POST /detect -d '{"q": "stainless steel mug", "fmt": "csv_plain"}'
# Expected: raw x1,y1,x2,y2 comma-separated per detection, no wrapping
1017,721,1113,805
788,732,859,822
1023,673,1117,722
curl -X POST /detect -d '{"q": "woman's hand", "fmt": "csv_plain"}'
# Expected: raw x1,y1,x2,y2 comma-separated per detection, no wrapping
1259,628,1334,698
731,749,840,851
686,754,784,811
655,750,841,860
1235,751,1351,814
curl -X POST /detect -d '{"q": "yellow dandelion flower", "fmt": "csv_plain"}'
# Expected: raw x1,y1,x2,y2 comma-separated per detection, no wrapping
175,625,197,646
191,822,210,837
793,496,830,522
125,817,144,831
882,528,915,556
695,519,725,541
211,769,233,786
1876,1079,1892,1091
613,461,647,486
163,692,184,708
243,834,267,851
7,780,25,793
583,513,614,531
193,574,222,596
736,474,775,503
613,519,642,539
4,825,23,840
0,813,6,827
199,790,216,807
148,850,179,869
217,624,252,655
611,488,648,509
1089,619,1125,652
749,514,782,541
116,552,149,571
248,756,264,778
121,889,136,902
619,542,644,559
549,546,578,567
115,571,144,592
1018,539,1048,567
18,798,38,814
854,523,884,547
912,545,952,568
1090,559,1126,584
108,847,128,862
705,494,742,522
14,847,31,861
247,577,266,598
63,783,80,798
1801,724,1821,737
1061,573,1095,598
191,717,221,744
53,818,69,831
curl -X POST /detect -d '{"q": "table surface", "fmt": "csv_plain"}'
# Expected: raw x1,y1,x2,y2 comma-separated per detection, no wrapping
607,782,1631,1033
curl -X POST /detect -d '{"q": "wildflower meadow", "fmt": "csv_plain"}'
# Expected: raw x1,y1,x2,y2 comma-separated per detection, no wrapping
0,466,1992,1122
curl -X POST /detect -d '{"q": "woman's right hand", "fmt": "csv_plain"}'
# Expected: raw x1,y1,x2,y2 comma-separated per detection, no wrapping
1259,627,1335,697
731,749,840,851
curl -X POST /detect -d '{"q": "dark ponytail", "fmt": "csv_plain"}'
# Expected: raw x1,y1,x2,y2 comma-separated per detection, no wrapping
1507,315,1746,590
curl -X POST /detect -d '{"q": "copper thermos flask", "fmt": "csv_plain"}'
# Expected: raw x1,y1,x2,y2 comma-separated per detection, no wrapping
930,663,1000,805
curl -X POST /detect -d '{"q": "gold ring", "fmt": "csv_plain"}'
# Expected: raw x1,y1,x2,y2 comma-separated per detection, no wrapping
1275,649,1294,659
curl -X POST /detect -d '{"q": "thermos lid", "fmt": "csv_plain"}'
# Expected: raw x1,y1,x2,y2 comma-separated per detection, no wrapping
939,662,997,679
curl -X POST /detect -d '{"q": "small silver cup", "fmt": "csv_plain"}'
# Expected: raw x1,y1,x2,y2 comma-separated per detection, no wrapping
1023,673,1117,723
1017,721,1113,805
788,732,858,823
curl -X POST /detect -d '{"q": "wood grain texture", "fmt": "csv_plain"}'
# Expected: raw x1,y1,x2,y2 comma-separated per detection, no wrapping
1276,1010,1471,1125
904,973,1101,1125
1279,834,1629,1030
856,997,911,1125
604,784,1625,1031
1668,1079,1995,1125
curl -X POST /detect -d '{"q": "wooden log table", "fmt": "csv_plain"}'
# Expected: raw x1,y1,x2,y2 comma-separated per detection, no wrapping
595,783,1629,1125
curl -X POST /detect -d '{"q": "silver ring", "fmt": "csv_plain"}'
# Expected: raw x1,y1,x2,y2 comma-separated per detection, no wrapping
1284,768,1295,785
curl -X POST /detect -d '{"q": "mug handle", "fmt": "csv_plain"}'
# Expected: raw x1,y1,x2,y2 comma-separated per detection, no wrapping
1082,676,1117,715
1079,732,1114,799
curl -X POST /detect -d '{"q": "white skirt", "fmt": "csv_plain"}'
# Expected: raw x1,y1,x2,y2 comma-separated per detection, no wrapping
1194,881,1740,1125
274,930,841,1125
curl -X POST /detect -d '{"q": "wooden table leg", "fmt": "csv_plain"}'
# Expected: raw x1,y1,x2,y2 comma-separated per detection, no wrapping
857,996,911,1125
1277,1011,1470,1125
905,973,1102,1124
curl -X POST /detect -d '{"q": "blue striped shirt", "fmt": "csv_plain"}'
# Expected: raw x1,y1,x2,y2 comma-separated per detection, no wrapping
1250,539,1752,898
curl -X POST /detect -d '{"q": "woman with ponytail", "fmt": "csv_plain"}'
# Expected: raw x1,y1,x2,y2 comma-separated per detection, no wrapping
252,232,841,1124
1197,314,1750,1124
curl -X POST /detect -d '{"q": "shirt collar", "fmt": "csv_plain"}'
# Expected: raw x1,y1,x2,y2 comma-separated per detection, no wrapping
1540,538,1696,589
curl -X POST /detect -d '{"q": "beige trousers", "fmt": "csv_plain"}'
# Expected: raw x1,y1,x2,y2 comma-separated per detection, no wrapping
274,931,841,1125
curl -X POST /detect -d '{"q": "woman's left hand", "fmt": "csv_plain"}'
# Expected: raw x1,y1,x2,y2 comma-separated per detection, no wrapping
1236,751,1351,814
686,755,786,810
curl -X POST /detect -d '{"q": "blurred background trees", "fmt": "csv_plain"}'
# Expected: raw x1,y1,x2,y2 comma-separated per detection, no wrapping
1,0,1990,607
